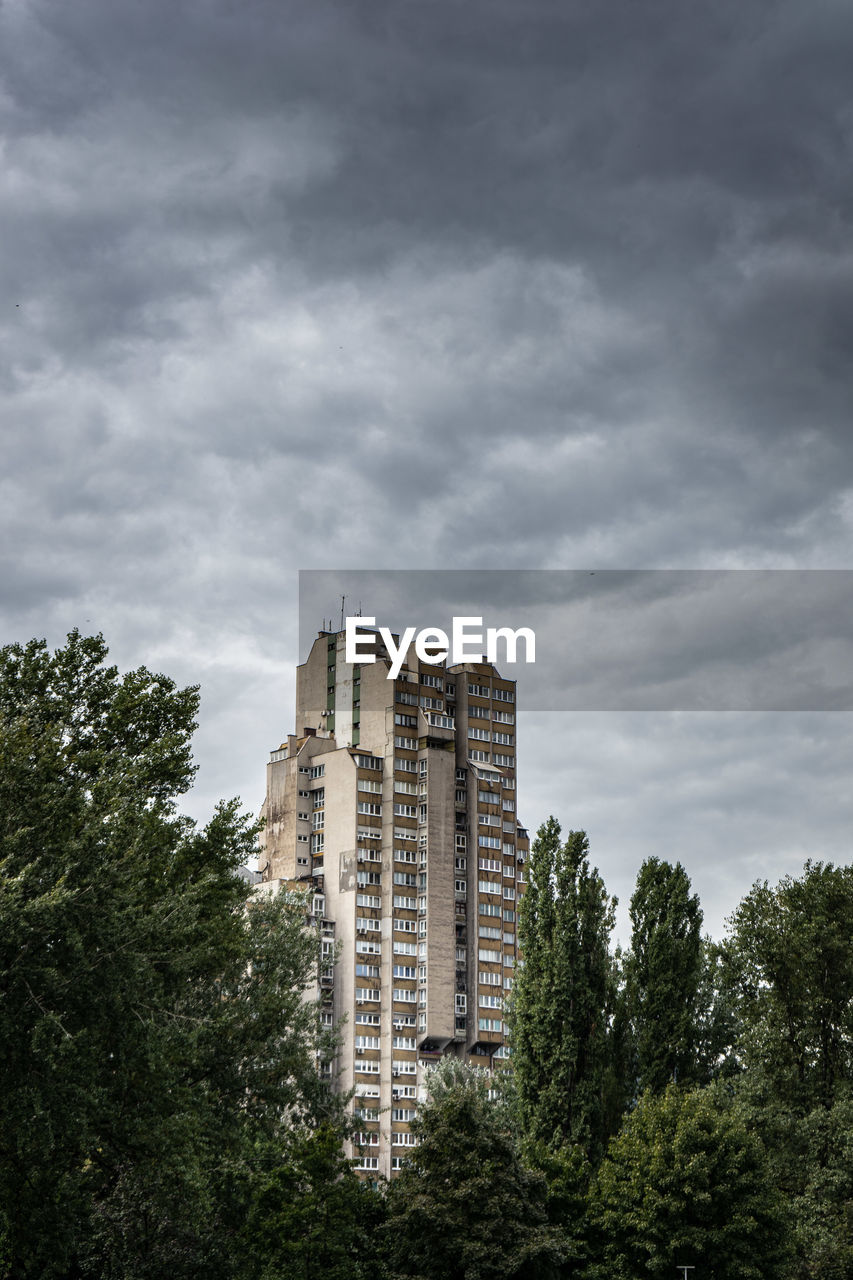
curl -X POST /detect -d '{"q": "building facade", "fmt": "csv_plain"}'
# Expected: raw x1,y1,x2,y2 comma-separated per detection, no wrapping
259,626,529,1177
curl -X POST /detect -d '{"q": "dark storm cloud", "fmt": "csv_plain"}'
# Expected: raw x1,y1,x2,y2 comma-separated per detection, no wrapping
1,0,851,913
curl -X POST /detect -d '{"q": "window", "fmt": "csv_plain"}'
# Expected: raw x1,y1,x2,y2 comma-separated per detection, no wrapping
479,902,500,917
356,987,379,1001
356,940,381,955
310,764,325,779
358,801,382,816
393,1035,416,1050
493,710,515,724
504,886,515,900
354,753,383,770
426,712,454,728
310,833,324,853
298,811,309,821
393,894,416,910
503,909,516,922
479,926,501,940
479,948,500,963
478,790,500,804
311,810,324,830
455,856,467,871
395,735,417,749
494,753,514,767
395,918,417,933
394,871,417,886
419,759,428,777
297,833,309,843
357,893,381,910
455,879,467,894
394,848,416,864
392,1107,416,1122
393,988,417,1002
391,1131,419,1145
420,695,442,709
493,732,514,746
493,687,514,702
395,713,417,728
479,857,500,872
395,780,418,795
479,994,503,1008
355,1012,380,1025
422,673,443,689
357,917,381,933
469,750,490,762
357,870,381,886
393,941,417,956
355,1035,381,1050
358,778,382,793
355,1083,380,1100
467,703,490,719
468,683,490,697
478,1018,502,1032
397,689,418,706
394,803,416,817
478,835,500,849
393,1060,418,1075
393,964,416,978
455,993,467,1013
355,1156,379,1170
395,756,417,772
468,727,490,741
479,971,501,985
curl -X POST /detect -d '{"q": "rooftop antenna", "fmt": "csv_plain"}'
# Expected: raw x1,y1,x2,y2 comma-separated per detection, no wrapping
340,595,346,631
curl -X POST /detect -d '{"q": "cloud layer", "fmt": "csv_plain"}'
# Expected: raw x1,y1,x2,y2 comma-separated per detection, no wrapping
2,0,852,932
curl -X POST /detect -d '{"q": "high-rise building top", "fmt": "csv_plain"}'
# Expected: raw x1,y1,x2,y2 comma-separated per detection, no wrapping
260,626,529,1176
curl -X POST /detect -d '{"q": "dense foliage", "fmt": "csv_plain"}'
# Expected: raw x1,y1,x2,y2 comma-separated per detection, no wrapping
2,633,851,1280
509,820,616,1161
0,632,352,1279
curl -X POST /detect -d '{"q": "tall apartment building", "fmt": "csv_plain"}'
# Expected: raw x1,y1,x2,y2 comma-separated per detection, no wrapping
259,626,529,1177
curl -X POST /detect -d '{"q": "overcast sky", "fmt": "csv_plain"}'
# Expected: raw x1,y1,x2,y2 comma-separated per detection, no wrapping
2,0,852,944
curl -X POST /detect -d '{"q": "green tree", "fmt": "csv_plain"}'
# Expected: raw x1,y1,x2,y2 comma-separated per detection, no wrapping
625,857,704,1094
588,1084,790,1280
383,1058,563,1280
0,631,341,1279
241,1124,386,1280
725,861,853,1111
509,819,616,1161
724,862,853,1278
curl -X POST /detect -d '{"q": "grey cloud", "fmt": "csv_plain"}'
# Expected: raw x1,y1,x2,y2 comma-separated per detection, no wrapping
1,0,851,925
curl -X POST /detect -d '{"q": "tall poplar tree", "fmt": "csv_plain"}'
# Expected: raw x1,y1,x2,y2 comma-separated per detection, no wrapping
625,856,704,1094
509,819,616,1162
